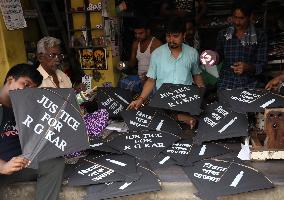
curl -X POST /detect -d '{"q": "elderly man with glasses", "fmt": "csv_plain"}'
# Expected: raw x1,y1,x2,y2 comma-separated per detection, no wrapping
37,36,72,88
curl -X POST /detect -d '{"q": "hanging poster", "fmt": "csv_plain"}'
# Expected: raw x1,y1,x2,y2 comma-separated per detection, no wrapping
79,47,107,70
0,0,27,30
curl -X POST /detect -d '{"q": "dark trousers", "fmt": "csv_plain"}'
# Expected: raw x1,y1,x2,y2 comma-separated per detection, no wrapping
0,157,65,200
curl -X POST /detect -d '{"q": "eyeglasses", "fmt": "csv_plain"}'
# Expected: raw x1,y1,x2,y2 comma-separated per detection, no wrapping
45,53,64,60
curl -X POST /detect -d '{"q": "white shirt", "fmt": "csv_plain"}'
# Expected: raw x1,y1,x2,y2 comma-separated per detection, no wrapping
37,65,72,88
136,37,154,75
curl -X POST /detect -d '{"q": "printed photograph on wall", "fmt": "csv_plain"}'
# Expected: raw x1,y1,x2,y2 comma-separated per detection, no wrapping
79,48,107,70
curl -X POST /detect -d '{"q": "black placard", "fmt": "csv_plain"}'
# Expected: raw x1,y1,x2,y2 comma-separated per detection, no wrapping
97,87,133,118
121,106,182,135
194,102,248,144
149,83,203,115
9,88,90,169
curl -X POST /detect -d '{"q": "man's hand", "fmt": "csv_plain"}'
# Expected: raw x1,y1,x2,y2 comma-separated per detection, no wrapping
127,98,144,110
0,156,29,175
74,83,87,93
231,62,251,75
265,76,282,90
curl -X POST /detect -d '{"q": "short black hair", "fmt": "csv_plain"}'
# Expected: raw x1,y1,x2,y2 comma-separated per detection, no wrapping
232,1,254,17
166,17,186,33
133,18,150,30
4,63,43,86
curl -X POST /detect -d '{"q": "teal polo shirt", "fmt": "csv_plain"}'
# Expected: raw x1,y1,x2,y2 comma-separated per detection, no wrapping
147,43,202,89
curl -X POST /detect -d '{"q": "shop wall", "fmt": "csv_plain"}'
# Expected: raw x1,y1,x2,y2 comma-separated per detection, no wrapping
0,12,26,85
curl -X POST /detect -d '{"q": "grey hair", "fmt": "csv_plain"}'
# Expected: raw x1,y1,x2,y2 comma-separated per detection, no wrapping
37,36,61,54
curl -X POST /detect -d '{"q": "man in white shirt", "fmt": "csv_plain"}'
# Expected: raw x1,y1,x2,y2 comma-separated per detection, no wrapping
37,36,72,88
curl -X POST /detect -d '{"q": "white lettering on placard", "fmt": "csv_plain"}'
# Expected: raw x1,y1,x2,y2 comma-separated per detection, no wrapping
136,111,152,119
44,130,67,151
102,97,124,115
78,163,114,181
194,173,221,182
129,111,152,130
129,120,148,128
101,97,114,107
203,105,230,127
168,95,200,107
193,162,228,183
123,132,166,150
166,143,191,155
231,91,263,103
204,117,218,127
159,86,199,107
113,104,124,115
203,163,227,171
37,95,58,113
215,106,229,116
20,93,85,153
160,92,174,98
22,115,33,127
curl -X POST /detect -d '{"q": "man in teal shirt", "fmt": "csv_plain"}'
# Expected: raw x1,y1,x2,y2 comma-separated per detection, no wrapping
128,17,204,127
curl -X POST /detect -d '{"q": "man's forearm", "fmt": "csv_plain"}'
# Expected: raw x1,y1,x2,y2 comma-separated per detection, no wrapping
140,78,156,99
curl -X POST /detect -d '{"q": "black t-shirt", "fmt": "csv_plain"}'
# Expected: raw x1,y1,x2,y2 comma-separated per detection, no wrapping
0,105,22,161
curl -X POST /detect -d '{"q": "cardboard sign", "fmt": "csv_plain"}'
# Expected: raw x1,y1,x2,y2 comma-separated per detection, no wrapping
108,130,181,161
121,106,182,135
9,88,89,168
183,158,274,200
97,87,133,118
149,83,203,115
194,102,248,145
85,163,161,200
218,89,284,113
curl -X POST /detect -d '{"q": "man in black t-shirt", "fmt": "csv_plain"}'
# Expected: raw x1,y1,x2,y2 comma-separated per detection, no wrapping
0,64,65,200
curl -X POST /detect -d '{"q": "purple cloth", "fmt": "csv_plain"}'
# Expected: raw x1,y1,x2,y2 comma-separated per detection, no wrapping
83,109,109,136
64,109,109,159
